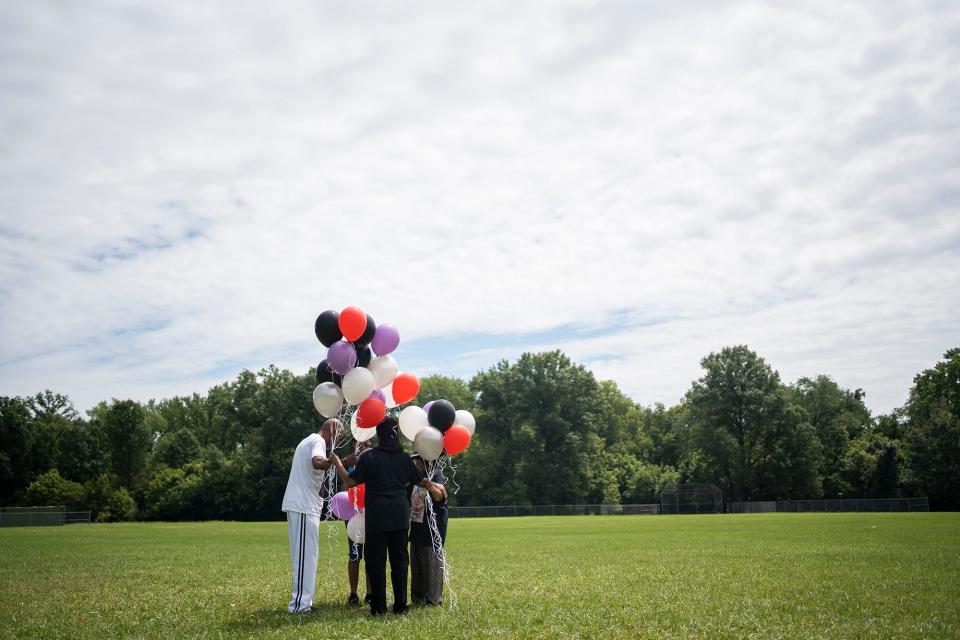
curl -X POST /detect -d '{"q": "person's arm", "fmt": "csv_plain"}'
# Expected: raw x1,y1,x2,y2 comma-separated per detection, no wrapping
310,437,331,470
332,453,359,489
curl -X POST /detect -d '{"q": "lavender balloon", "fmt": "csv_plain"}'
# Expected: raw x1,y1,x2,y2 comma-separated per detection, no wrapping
327,341,357,375
422,401,435,418
330,491,357,520
369,389,386,404
371,323,400,356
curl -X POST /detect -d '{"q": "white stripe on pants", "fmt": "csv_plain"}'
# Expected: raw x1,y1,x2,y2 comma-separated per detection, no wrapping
287,511,320,613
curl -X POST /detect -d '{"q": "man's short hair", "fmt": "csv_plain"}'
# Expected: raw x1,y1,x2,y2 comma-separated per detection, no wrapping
321,418,342,433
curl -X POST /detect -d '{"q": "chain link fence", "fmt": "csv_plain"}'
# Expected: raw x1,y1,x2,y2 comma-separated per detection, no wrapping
0,507,92,527
448,504,661,518
727,498,930,513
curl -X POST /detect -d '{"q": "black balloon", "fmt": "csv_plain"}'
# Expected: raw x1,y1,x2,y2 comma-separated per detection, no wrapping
428,399,456,432
354,313,377,347
315,359,343,387
315,310,342,347
355,345,372,368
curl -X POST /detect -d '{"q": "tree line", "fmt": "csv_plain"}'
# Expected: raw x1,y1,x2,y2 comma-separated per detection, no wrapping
1,345,957,520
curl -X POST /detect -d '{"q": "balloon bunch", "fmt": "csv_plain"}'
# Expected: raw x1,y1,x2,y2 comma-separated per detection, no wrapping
312,305,422,544
330,483,366,544
312,306,421,437
398,399,476,460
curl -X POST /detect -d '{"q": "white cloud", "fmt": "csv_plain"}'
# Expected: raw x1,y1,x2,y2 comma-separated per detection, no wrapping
0,0,957,414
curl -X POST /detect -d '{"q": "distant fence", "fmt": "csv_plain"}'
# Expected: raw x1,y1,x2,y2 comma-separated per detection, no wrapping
448,504,661,518
447,498,931,518
727,498,929,513
0,507,92,527
661,484,723,515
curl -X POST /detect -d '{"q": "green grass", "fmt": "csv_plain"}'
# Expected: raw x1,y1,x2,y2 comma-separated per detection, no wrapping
1,514,958,639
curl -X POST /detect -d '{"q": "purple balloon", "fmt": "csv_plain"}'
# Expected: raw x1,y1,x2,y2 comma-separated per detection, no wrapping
327,341,357,375
330,491,357,520
422,401,434,418
368,389,386,404
371,323,400,356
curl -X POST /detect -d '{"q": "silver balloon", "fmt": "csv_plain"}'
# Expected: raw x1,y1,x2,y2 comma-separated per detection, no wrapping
312,382,343,418
454,409,476,435
414,426,444,461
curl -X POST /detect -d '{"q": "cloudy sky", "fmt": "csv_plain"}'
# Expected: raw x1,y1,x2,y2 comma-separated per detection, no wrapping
1,1,958,415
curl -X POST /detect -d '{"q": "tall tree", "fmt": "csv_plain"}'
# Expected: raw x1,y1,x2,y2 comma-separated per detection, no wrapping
903,348,960,510
417,375,476,412
461,351,600,505
89,399,152,492
683,345,817,501
0,396,35,505
790,376,871,497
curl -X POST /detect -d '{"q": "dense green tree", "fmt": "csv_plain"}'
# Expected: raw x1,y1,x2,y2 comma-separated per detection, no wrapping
790,376,871,497
89,400,152,492
0,396,34,505
418,375,476,412
152,428,201,469
2,346,957,517
24,469,85,509
683,346,818,501
903,348,960,510
83,473,116,519
463,351,601,505
98,488,136,522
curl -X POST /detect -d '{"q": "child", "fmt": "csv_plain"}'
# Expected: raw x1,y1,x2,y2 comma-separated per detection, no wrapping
408,453,448,606
343,438,372,605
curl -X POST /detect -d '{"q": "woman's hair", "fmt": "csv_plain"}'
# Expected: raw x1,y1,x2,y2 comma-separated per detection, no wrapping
375,416,402,451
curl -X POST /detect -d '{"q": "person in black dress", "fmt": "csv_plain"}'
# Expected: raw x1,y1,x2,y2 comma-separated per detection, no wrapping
331,417,440,615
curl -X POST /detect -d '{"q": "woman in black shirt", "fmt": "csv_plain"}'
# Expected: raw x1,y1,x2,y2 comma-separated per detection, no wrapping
331,417,438,615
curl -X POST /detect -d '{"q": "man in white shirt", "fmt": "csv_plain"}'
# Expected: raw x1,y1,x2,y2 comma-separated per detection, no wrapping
281,417,339,613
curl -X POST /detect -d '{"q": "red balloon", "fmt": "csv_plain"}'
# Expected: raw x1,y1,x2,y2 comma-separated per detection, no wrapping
348,483,365,510
356,398,386,428
391,372,420,405
443,424,471,455
339,306,367,342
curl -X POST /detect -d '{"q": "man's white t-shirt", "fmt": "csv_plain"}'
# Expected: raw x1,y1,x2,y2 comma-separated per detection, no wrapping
281,433,327,516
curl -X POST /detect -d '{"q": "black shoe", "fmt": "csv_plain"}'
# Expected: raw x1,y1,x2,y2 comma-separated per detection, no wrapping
393,605,409,615
370,608,387,617
347,593,360,605
363,593,372,604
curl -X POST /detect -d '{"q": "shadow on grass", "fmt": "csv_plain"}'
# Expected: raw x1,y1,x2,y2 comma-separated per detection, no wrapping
226,602,376,633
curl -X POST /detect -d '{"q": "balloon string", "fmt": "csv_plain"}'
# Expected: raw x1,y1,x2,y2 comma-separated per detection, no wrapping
438,454,461,495
424,488,457,609
321,416,350,588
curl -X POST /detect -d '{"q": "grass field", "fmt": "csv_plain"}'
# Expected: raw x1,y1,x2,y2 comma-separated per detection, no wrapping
1,513,958,639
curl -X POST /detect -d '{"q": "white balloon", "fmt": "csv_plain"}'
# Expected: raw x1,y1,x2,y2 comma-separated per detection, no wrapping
342,367,375,405
455,409,477,435
399,406,429,441
368,355,399,389
312,383,343,418
414,426,444,461
382,382,398,409
347,512,365,544
350,409,377,442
